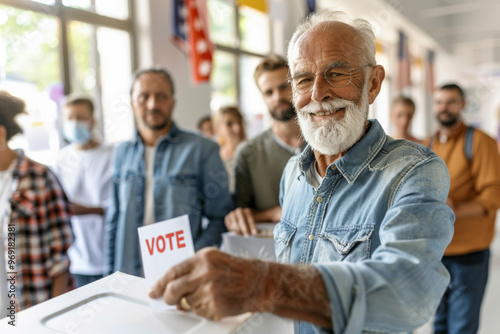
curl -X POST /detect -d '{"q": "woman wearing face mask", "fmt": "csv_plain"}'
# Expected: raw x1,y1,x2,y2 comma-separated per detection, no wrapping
0,91,73,312
53,95,114,288
213,106,246,194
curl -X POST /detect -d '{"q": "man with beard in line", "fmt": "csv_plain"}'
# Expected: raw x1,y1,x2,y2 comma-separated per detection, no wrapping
149,10,454,333
105,68,233,277
425,84,500,334
225,55,305,236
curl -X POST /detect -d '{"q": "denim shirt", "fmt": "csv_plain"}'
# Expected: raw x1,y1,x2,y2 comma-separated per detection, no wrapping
105,123,233,277
276,120,454,334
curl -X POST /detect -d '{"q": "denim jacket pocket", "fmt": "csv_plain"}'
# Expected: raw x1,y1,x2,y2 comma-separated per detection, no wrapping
274,220,297,263
318,224,374,262
167,174,198,216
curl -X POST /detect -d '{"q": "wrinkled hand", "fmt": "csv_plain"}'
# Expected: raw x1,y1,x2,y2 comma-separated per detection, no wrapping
224,207,257,236
149,248,269,321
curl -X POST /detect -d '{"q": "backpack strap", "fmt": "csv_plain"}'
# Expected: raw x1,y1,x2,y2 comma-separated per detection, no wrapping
465,127,474,161
427,135,435,149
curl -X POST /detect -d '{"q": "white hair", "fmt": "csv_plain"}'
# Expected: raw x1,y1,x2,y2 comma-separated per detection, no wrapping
287,10,376,67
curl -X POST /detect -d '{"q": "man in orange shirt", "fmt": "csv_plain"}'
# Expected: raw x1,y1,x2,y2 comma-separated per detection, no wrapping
427,83,500,333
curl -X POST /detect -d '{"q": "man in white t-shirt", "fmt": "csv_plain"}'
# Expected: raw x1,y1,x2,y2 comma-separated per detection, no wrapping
54,95,114,287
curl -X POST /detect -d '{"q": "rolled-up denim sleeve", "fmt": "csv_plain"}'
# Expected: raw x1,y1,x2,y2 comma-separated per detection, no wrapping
314,157,455,333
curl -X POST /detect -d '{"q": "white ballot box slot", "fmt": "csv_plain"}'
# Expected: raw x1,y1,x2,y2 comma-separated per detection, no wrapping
220,223,277,261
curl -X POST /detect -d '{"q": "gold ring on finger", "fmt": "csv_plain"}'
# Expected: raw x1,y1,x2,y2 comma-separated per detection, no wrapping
180,296,192,310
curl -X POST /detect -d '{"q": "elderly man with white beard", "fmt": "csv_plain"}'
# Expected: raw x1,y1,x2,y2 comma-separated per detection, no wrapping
149,10,454,334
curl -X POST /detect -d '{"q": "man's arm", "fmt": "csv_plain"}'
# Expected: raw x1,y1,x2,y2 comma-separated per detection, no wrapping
253,206,282,222
193,144,233,250
226,145,282,236
464,133,500,215
149,248,331,327
45,169,73,297
446,198,485,219
70,203,105,216
51,271,69,297
151,157,454,333
312,157,454,333
104,148,122,276
233,144,255,208
224,206,281,236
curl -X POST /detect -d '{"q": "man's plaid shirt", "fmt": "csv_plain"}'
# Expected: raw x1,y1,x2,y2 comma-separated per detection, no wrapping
8,150,73,310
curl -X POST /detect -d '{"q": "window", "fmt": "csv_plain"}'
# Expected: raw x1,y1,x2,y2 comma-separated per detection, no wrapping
63,0,129,20
210,50,238,110
207,0,273,134
0,0,135,165
239,6,270,55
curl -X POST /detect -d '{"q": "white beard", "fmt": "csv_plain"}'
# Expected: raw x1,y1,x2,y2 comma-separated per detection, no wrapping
296,85,370,156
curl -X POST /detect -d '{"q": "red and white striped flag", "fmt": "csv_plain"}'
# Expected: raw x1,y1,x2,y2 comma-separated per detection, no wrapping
425,50,435,93
185,0,214,84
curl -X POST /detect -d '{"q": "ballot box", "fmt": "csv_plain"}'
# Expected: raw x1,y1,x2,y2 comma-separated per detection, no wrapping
0,272,293,334
0,272,293,333
220,223,276,261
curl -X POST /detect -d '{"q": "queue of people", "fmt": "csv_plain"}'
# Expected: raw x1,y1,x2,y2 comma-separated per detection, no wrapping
2,8,500,334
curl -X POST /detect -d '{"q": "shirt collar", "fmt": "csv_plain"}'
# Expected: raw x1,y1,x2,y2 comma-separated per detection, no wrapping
299,119,386,185
271,130,302,155
434,121,467,143
132,121,181,146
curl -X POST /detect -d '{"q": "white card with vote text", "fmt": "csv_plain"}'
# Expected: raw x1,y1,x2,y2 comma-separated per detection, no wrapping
138,214,194,311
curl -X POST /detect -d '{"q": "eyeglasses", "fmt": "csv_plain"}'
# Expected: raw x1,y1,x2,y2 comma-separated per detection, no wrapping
288,64,373,94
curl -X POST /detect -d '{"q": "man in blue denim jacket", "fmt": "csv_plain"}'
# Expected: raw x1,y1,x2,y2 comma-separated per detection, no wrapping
105,68,233,277
149,11,454,333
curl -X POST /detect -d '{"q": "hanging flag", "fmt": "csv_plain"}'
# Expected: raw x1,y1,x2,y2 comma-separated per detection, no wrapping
172,0,188,53
306,0,316,14
396,30,411,92
425,50,435,93
185,0,214,84
238,0,267,13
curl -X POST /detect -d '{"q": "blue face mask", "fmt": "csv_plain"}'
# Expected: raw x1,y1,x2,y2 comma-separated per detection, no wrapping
63,120,91,144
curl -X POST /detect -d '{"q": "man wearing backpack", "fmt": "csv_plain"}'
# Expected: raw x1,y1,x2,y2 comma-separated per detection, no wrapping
427,83,500,333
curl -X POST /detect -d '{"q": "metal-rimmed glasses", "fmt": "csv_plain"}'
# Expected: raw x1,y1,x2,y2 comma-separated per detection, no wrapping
288,64,373,94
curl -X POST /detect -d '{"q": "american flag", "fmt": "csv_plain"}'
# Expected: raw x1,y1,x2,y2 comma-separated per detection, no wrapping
306,0,316,14
172,0,214,84
172,0,188,53
396,30,411,92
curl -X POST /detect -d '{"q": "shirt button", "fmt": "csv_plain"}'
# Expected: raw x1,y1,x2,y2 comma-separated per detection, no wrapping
309,234,314,241
317,196,323,203
330,165,336,170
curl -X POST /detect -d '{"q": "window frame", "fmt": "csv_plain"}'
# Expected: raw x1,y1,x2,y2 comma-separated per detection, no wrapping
208,0,274,104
